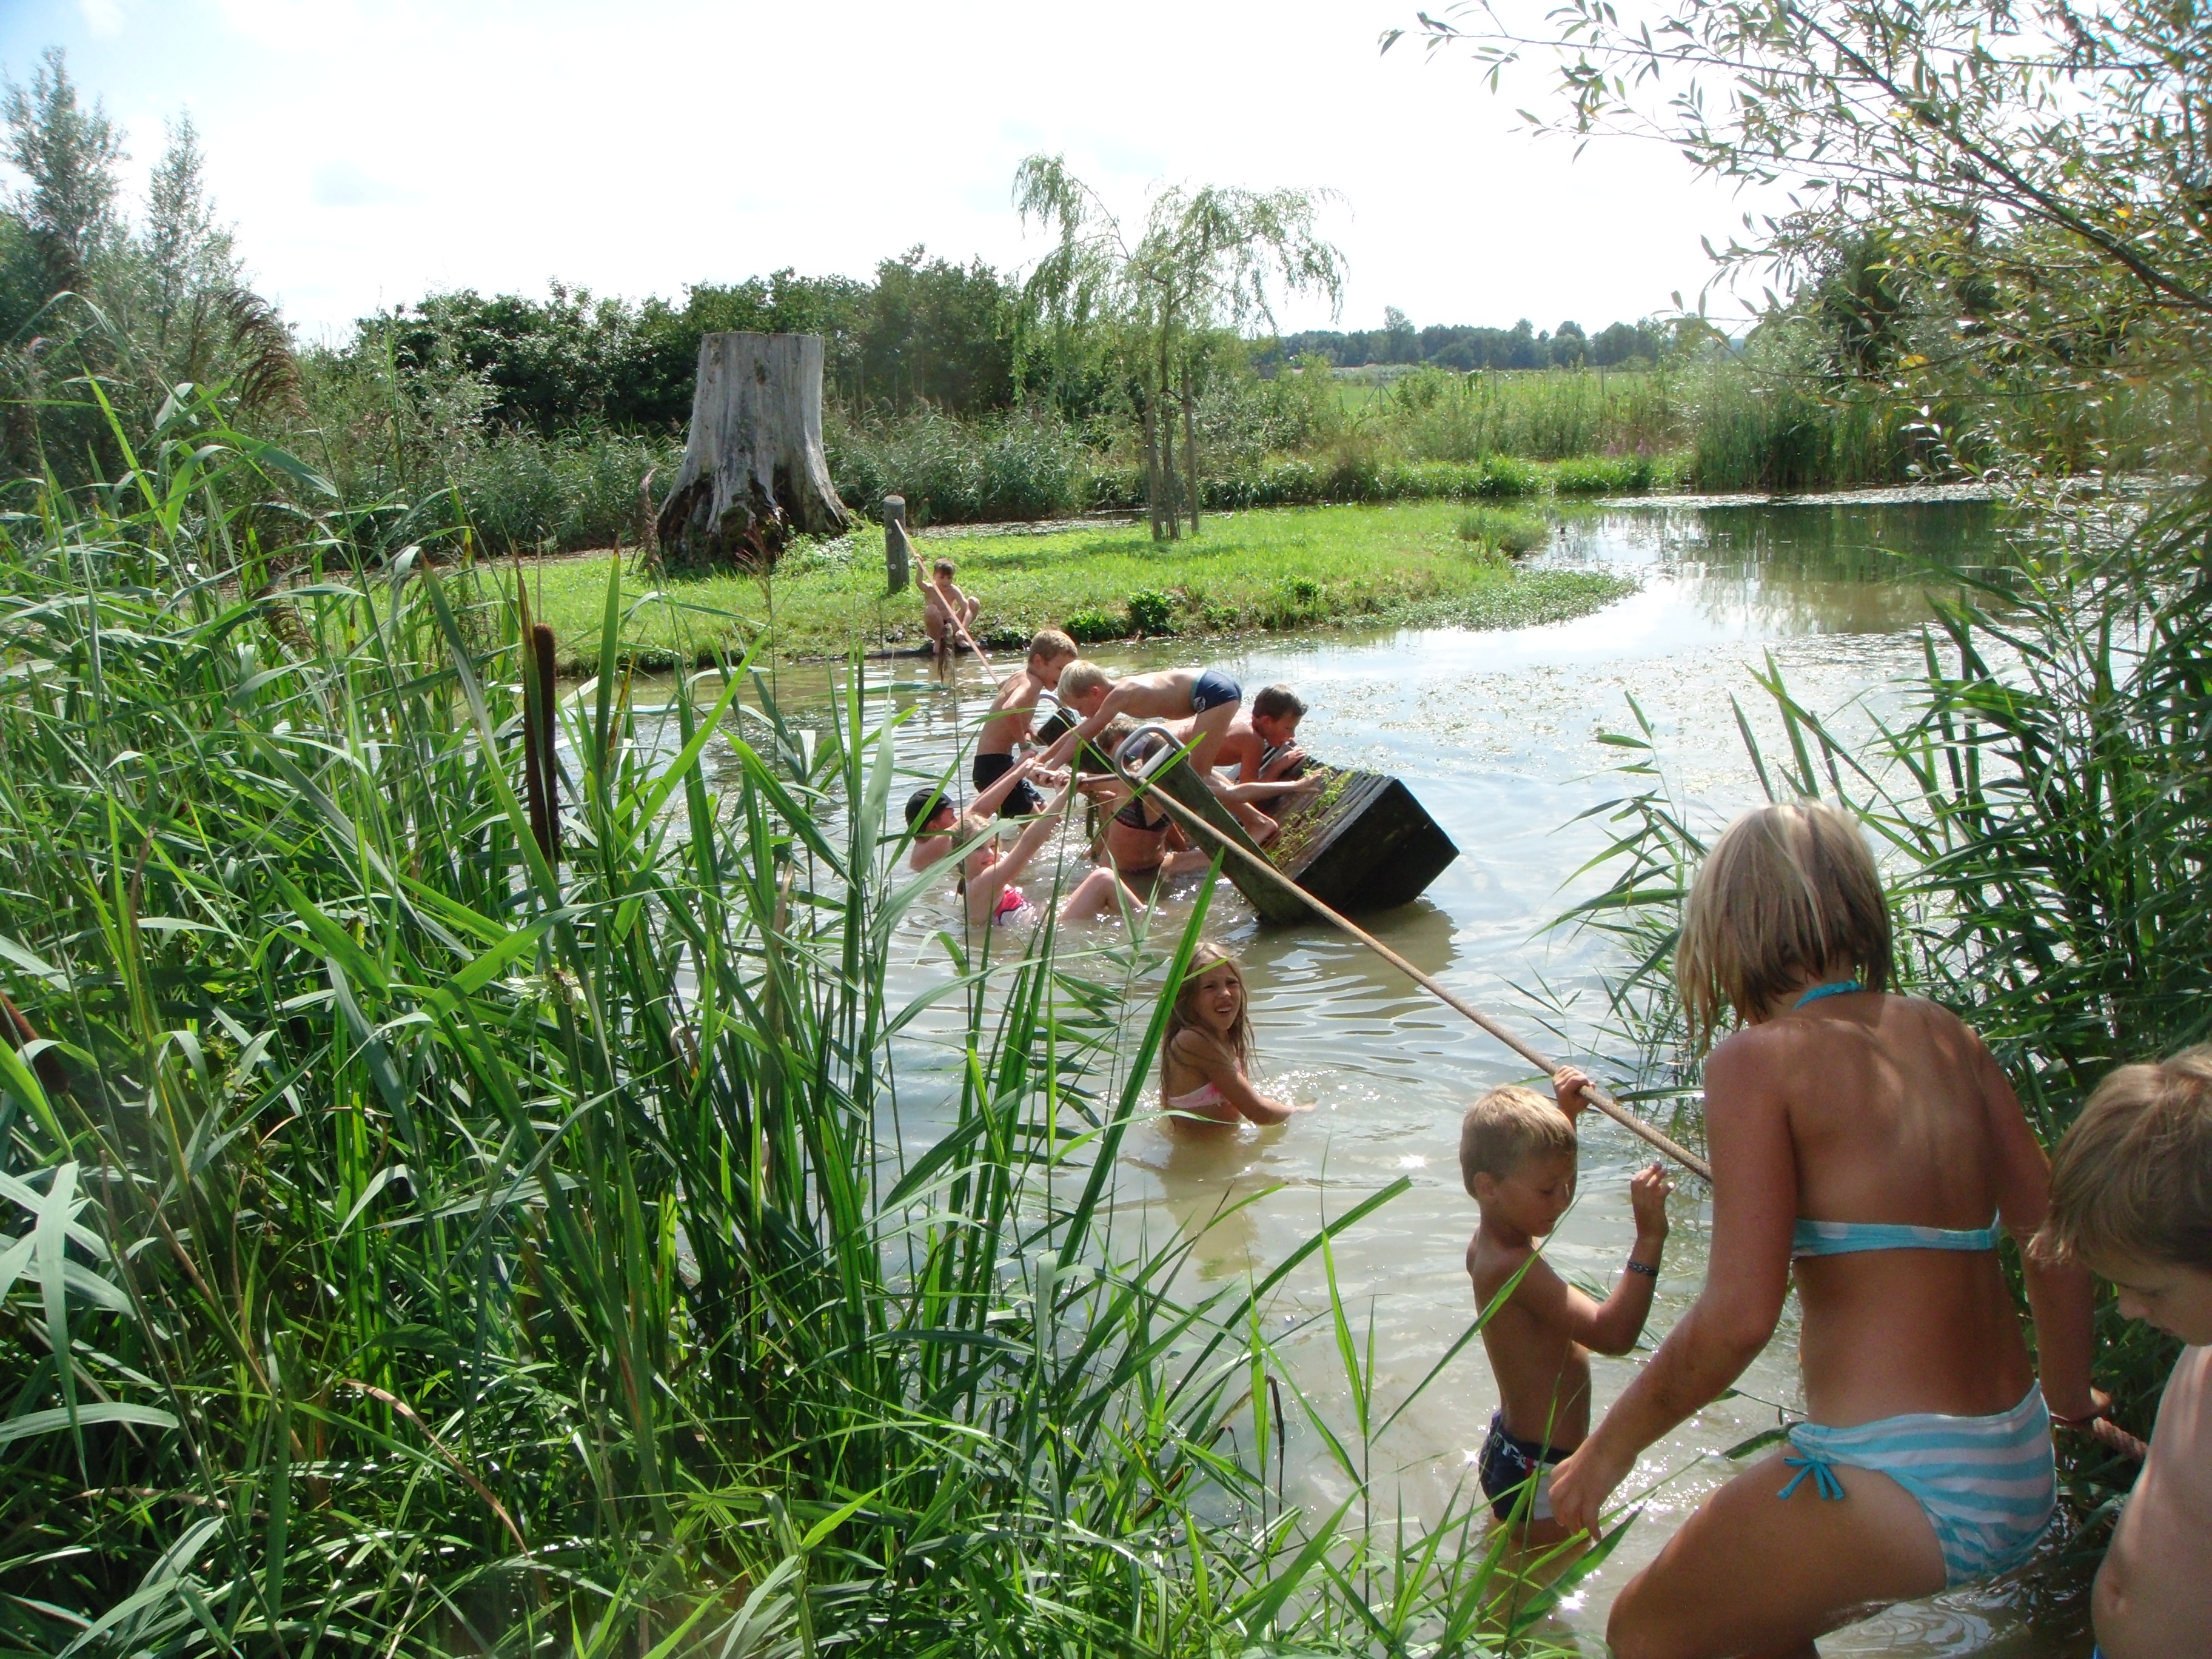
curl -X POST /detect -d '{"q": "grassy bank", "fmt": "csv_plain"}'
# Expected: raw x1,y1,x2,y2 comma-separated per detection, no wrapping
522,501,1634,671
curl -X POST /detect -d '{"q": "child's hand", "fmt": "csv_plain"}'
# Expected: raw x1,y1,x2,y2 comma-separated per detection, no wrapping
1552,1065,1594,1118
1629,1162,1672,1241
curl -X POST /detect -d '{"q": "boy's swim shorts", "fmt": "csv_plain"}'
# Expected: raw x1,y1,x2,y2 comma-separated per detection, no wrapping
1479,1412,1567,1523
1190,668,1242,713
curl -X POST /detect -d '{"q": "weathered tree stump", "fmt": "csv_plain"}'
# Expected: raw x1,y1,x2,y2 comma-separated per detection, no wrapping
654,332,848,572
883,494,913,593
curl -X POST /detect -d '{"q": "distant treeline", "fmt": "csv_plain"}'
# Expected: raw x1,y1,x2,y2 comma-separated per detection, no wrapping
1262,309,1717,373
336,272,1707,441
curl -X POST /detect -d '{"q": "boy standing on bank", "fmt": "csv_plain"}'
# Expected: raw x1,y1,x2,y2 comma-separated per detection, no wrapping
922,558,981,657
1462,1067,1672,1545
2037,1048,2212,1659
973,629,1078,817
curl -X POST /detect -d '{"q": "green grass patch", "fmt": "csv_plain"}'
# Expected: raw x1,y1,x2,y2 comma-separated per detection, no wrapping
1455,505,1552,557
524,501,1634,670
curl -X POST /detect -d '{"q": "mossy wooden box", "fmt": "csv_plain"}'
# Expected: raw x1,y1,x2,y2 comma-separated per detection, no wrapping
1141,755,1458,926
1266,768,1458,919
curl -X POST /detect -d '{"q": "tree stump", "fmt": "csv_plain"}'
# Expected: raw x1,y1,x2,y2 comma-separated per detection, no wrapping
883,494,912,593
654,332,848,572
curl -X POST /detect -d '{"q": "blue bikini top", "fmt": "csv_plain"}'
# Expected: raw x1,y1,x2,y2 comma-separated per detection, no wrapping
1786,977,2001,1259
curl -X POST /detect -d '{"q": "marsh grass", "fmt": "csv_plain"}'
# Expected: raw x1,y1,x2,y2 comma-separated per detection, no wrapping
0,396,1600,1656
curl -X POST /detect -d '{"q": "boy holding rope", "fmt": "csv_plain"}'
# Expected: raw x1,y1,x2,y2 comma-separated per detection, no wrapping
1462,1068,1672,1545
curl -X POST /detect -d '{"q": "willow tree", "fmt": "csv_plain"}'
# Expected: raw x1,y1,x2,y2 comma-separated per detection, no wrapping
1015,156,1344,539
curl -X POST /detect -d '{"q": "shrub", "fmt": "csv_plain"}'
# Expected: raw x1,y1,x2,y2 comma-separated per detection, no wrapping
1127,589,1176,634
1456,507,1551,556
1553,454,1657,494
1065,607,1125,643
1472,454,1543,497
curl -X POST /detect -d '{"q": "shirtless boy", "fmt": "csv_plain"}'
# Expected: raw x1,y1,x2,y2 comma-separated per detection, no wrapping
973,628,1077,817
2037,1048,2212,1659
1221,684,1310,783
1462,1068,1671,1545
1042,661,1245,777
921,559,980,657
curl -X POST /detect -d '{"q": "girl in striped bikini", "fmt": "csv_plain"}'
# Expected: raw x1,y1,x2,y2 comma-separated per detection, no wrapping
1546,800,2101,1659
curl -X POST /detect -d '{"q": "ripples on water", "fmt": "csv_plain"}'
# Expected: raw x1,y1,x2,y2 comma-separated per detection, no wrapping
709,497,2088,1657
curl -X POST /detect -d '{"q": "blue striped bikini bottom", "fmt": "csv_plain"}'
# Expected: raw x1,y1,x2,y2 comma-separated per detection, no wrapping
1779,1383,2056,1586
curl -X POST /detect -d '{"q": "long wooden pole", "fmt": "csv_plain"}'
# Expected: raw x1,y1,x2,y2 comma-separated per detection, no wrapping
1129,764,1715,1182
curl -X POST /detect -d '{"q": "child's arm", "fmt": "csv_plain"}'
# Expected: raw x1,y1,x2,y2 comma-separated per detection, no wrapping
1208,776,1316,805
1171,1030,1309,1125
1492,1164,1669,1356
981,778,1074,888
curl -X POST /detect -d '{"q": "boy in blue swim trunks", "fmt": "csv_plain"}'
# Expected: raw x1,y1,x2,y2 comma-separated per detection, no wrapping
1461,1068,1671,1544
2039,1048,2212,1659
1042,661,1245,779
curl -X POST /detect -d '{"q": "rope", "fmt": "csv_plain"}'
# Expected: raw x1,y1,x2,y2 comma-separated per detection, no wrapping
1107,741,1715,1182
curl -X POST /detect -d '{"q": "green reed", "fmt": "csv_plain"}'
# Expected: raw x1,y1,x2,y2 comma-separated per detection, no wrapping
0,397,1580,1657
1557,483,2212,1491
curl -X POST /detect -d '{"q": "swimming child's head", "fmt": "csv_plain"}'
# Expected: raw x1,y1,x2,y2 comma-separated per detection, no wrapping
1460,1084,1580,1233
1677,800,1890,1046
1027,628,1077,675
2038,1047,2212,1344
1055,659,1114,715
905,786,960,866
1252,684,1306,743
1165,944,1253,1061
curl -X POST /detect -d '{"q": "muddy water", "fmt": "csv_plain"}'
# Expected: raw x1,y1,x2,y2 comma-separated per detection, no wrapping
736,495,2085,1656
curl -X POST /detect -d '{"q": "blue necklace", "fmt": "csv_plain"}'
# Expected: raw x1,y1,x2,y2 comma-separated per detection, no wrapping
1794,977,1863,1008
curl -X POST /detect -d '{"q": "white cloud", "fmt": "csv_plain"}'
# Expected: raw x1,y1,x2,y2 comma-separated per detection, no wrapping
12,0,1775,338
76,0,127,39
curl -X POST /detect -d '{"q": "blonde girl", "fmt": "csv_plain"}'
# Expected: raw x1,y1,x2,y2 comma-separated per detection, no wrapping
1547,800,2097,1659
1159,945,1310,1131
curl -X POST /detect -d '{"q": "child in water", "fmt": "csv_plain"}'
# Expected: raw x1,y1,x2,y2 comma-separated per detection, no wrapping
2037,1048,2212,1659
947,771,1142,931
1462,1072,1671,1543
1159,946,1311,1132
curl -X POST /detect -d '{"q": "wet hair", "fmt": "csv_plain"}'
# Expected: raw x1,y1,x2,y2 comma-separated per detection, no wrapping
932,558,956,577
905,786,954,829
1253,684,1306,722
1161,945,1253,1096
1057,660,1113,702
1460,1085,1578,1193
1028,628,1077,665
1677,800,1891,1048
2037,1048,2212,1270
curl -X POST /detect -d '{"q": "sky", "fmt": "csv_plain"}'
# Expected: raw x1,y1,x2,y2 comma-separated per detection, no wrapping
0,0,1769,346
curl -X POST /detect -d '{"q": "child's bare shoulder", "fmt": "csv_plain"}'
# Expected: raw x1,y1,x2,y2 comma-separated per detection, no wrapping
1467,1224,1542,1301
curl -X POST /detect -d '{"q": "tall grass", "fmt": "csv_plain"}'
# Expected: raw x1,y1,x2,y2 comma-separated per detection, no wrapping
0,397,1589,1656
1359,366,1683,463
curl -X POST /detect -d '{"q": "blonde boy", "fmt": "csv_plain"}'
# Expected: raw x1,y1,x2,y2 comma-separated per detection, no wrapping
2037,1048,2212,1659
973,629,1077,817
1462,1068,1670,1544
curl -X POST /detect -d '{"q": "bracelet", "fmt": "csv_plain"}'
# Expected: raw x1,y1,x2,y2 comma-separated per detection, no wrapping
1625,1259,1660,1279
2049,1403,2107,1427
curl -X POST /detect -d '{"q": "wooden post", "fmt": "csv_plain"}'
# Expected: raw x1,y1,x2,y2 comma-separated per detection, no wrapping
883,495,911,593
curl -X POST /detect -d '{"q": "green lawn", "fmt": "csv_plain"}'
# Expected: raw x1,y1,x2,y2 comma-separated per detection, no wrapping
522,501,1634,672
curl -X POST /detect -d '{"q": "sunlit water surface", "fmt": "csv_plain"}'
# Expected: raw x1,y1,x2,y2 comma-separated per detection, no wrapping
699,497,2089,1657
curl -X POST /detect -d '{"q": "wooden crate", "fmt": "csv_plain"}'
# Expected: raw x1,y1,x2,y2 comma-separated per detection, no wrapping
1139,754,1458,925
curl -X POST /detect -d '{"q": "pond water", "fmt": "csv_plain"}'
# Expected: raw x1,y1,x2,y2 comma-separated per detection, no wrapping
732,494,2086,1657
